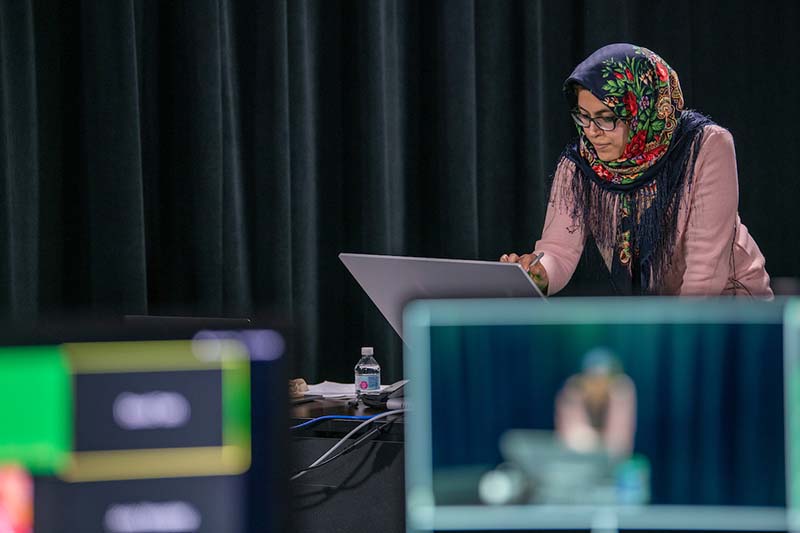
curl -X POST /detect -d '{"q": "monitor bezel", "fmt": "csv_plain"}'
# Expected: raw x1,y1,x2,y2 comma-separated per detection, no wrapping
404,296,793,532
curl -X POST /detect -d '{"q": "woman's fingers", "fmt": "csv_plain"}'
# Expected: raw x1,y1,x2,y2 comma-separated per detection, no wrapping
500,252,525,266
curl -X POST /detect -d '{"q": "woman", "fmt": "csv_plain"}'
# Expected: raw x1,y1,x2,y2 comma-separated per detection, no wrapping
501,43,771,296
555,348,636,459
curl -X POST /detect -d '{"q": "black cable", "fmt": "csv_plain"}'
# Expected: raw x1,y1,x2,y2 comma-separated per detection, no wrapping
290,420,395,479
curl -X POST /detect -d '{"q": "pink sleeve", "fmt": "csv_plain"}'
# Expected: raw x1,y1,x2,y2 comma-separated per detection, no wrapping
679,127,739,295
534,159,586,295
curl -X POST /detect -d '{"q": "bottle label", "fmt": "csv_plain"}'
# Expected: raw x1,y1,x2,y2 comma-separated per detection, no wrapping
355,374,380,391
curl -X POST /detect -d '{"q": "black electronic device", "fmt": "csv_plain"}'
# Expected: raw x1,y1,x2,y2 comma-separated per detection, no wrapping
0,319,289,533
361,379,407,408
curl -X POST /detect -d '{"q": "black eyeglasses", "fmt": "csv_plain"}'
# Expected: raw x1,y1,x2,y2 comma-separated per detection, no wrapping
570,110,622,132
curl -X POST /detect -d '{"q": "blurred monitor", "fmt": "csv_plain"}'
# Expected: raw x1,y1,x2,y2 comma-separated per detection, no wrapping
404,297,792,533
0,319,288,533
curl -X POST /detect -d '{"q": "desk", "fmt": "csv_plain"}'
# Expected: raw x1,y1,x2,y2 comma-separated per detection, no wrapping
291,399,405,533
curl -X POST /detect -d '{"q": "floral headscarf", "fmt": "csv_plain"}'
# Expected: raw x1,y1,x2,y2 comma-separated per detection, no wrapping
557,43,714,294
565,44,686,185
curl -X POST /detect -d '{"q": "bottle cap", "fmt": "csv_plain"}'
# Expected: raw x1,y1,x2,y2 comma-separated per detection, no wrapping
361,346,374,356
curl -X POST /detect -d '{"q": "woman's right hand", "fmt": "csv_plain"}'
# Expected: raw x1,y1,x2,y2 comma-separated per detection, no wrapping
500,252,549,294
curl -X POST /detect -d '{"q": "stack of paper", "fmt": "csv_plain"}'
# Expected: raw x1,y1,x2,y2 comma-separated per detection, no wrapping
306,381,387,399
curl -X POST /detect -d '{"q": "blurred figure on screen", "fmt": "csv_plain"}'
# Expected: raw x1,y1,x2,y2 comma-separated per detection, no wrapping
555,348,636,459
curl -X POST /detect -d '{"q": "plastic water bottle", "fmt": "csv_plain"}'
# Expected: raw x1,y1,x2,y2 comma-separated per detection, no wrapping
354,346,381,396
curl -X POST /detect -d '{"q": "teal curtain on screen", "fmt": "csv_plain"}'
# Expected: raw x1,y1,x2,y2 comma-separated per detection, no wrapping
430,323,785,506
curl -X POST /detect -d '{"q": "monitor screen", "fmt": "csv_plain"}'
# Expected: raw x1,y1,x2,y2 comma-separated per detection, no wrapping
404,297,791,532
0,321,288,533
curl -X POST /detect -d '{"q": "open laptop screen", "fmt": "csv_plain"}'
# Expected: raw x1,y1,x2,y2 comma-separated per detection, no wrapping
404,297,791,532
339,253,544,340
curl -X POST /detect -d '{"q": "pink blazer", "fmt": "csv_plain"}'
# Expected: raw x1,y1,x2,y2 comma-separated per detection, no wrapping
535,125,772,297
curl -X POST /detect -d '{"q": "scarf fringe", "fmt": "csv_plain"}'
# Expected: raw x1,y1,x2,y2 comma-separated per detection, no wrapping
556,111,713,293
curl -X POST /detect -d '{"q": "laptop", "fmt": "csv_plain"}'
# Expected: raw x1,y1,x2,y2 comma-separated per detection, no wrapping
339,253,545,340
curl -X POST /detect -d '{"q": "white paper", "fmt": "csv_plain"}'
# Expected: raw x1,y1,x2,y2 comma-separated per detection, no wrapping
306,380,387,399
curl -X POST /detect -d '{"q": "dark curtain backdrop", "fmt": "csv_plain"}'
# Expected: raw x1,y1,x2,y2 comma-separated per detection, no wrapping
1,0,799,381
